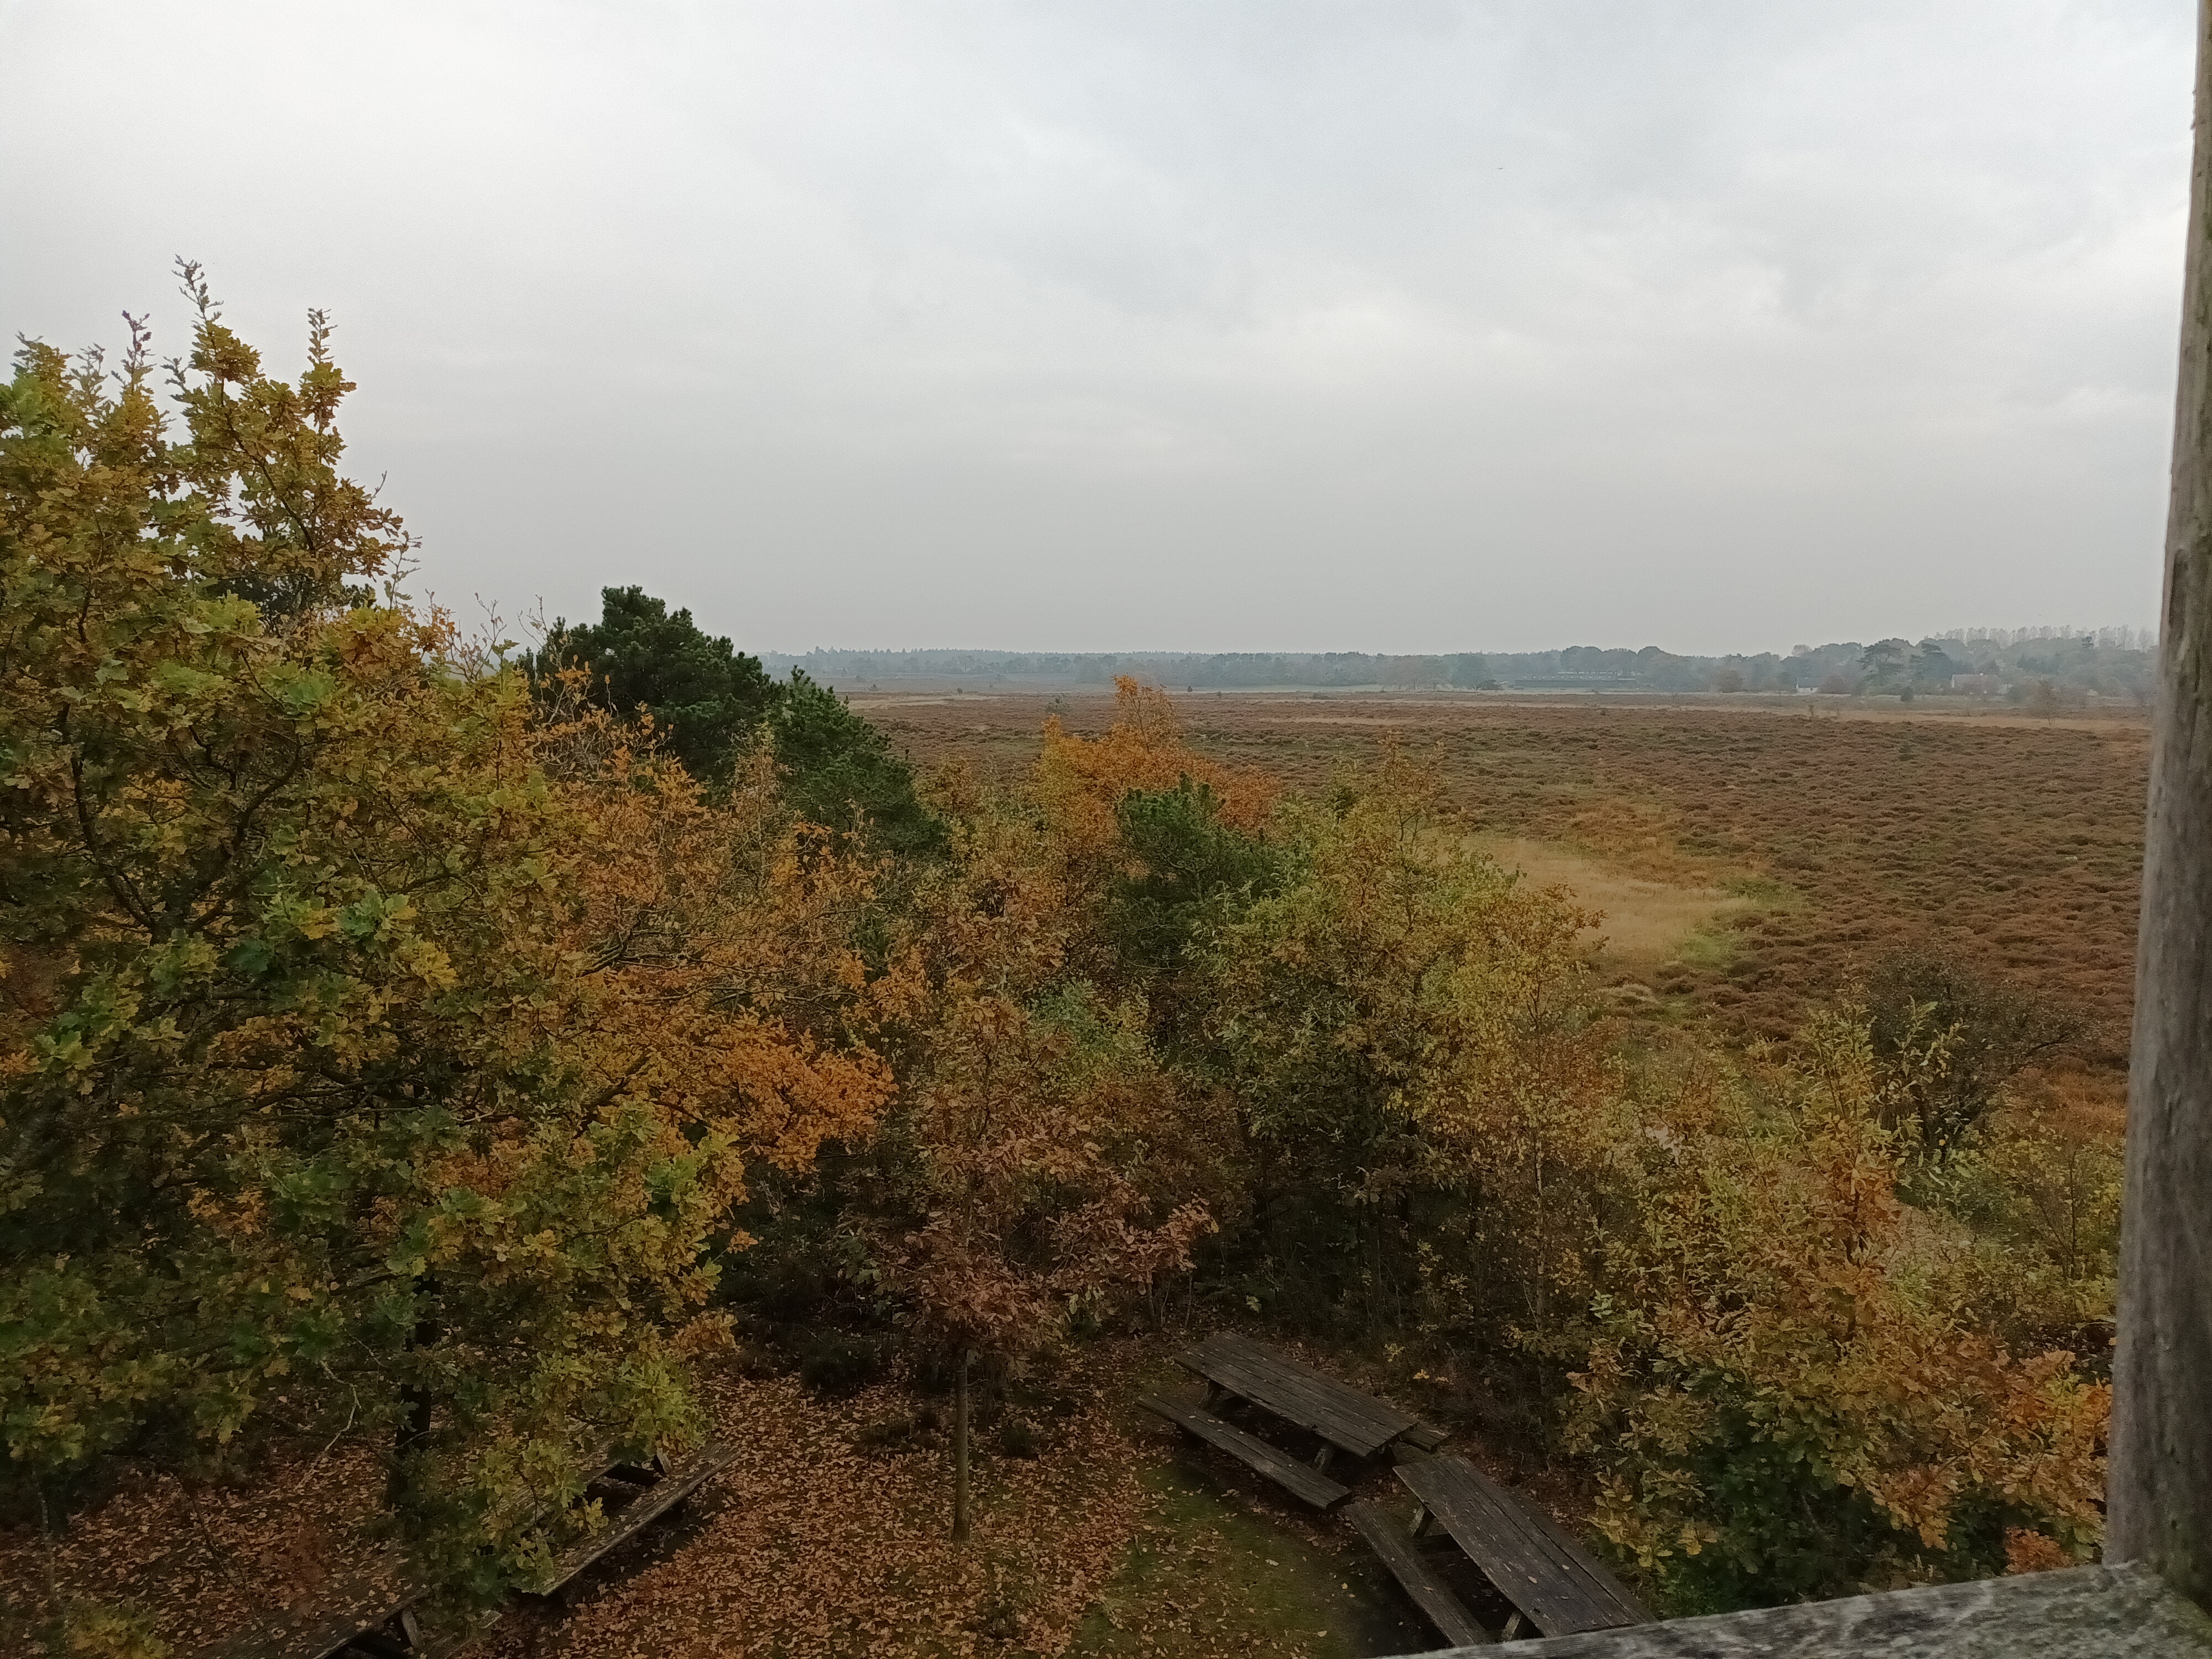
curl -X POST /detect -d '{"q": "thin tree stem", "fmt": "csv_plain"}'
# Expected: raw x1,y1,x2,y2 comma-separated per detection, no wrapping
952,1347,973,1543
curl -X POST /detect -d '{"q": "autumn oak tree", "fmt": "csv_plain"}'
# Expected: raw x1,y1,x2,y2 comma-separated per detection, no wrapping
883,684,1238,1539
1568,1010,2107,1606
1,275,892,1613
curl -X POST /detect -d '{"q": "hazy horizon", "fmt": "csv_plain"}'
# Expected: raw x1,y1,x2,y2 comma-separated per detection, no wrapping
738,625,2153,660
4,2,2192,655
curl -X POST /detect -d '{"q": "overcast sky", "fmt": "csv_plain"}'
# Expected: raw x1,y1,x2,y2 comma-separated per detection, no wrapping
2,2,2192,655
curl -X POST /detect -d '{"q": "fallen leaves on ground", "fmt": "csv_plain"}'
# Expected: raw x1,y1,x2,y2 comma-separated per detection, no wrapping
490,1347,1152,1659
0,1443,390,1656
3,1333,1539,1659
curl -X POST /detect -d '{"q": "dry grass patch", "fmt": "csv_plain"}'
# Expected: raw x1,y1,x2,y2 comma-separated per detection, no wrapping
1480,837,1746,969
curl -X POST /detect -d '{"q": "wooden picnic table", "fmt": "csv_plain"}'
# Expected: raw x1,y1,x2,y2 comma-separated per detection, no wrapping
1344,1500,1492,1649
1395,1455,1650,1640
519,1439,736,1598
193,1552,486,1659
1173,1331,1425,1468
1142,1332,1445,1510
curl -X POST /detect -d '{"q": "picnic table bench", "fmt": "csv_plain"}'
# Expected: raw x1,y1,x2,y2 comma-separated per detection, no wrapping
1139,1332,1446,1509
1137,1390,1352,1508
518,1439,737,1597
1346,1500,1493,1649
1369,1454,1649,1644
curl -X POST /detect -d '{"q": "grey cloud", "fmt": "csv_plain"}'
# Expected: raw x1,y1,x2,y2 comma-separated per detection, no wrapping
1,0,2188,653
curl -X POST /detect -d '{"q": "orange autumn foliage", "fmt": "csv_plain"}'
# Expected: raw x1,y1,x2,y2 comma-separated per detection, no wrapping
534,690,901,1192
889,696,1235,1359
1040,678,1272,829
1034,677,1273,897
898,988,1213,1357
9,262,2125,1639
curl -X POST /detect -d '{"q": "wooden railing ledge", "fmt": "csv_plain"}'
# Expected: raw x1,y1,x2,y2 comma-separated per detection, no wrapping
1378,1563,2212,1659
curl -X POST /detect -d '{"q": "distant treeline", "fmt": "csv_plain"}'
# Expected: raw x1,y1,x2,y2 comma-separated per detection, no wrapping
763,649,1494,689
765,626,2154,703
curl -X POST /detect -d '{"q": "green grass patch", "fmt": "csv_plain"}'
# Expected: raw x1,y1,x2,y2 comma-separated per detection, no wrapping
1068,1459,1430,1658
1673,925,1740,972
1721,875,1806,910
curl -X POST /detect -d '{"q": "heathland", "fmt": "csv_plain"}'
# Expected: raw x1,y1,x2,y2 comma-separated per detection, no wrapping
863,689,2147,1066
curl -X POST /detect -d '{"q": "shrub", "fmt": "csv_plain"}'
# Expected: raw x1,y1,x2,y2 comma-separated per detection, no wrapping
1566,1011,2106,1610
1198,745,1609,1338
797,1334,893,1397
1860,950,2081,1159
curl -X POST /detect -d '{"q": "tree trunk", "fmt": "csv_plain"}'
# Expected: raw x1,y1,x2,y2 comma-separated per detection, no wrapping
2110,0,2212,1610
385,1281,440,1512
952,1347,973,1542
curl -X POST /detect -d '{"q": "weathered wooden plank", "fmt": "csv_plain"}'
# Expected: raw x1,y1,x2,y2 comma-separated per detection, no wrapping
217,1612,384,1659
197,1552,428,1659
1513,1509,1646,1629
200,1566,500,1659
1398,1459,1645,1634
1246,1359,1413,1439
1139,1393,1352,1509
1400,1422,1450,1453
1397,1457,1648,1637
1175,1333,1418,1457
1225,1359,1402,1433
2111,4,2212,1608
1367,1566,2212,1659
1404,1484,1604,1634
520,1440,737,1596
1347,1500,1494,1648
1407,1488,1624,1635
1185,1334,1410,1438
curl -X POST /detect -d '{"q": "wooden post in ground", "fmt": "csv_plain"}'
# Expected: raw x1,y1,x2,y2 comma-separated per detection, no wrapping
952,1347,973,1542
2110,0,2212,1610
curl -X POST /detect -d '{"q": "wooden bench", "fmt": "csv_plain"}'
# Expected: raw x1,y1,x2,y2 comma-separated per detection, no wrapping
1396,1456,1650,1640
519,1439,738,1597
1345,1500,1492,1648
1138,1393,1351,1510
1400,1421,1451,1454
1174,1332,1425,1470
